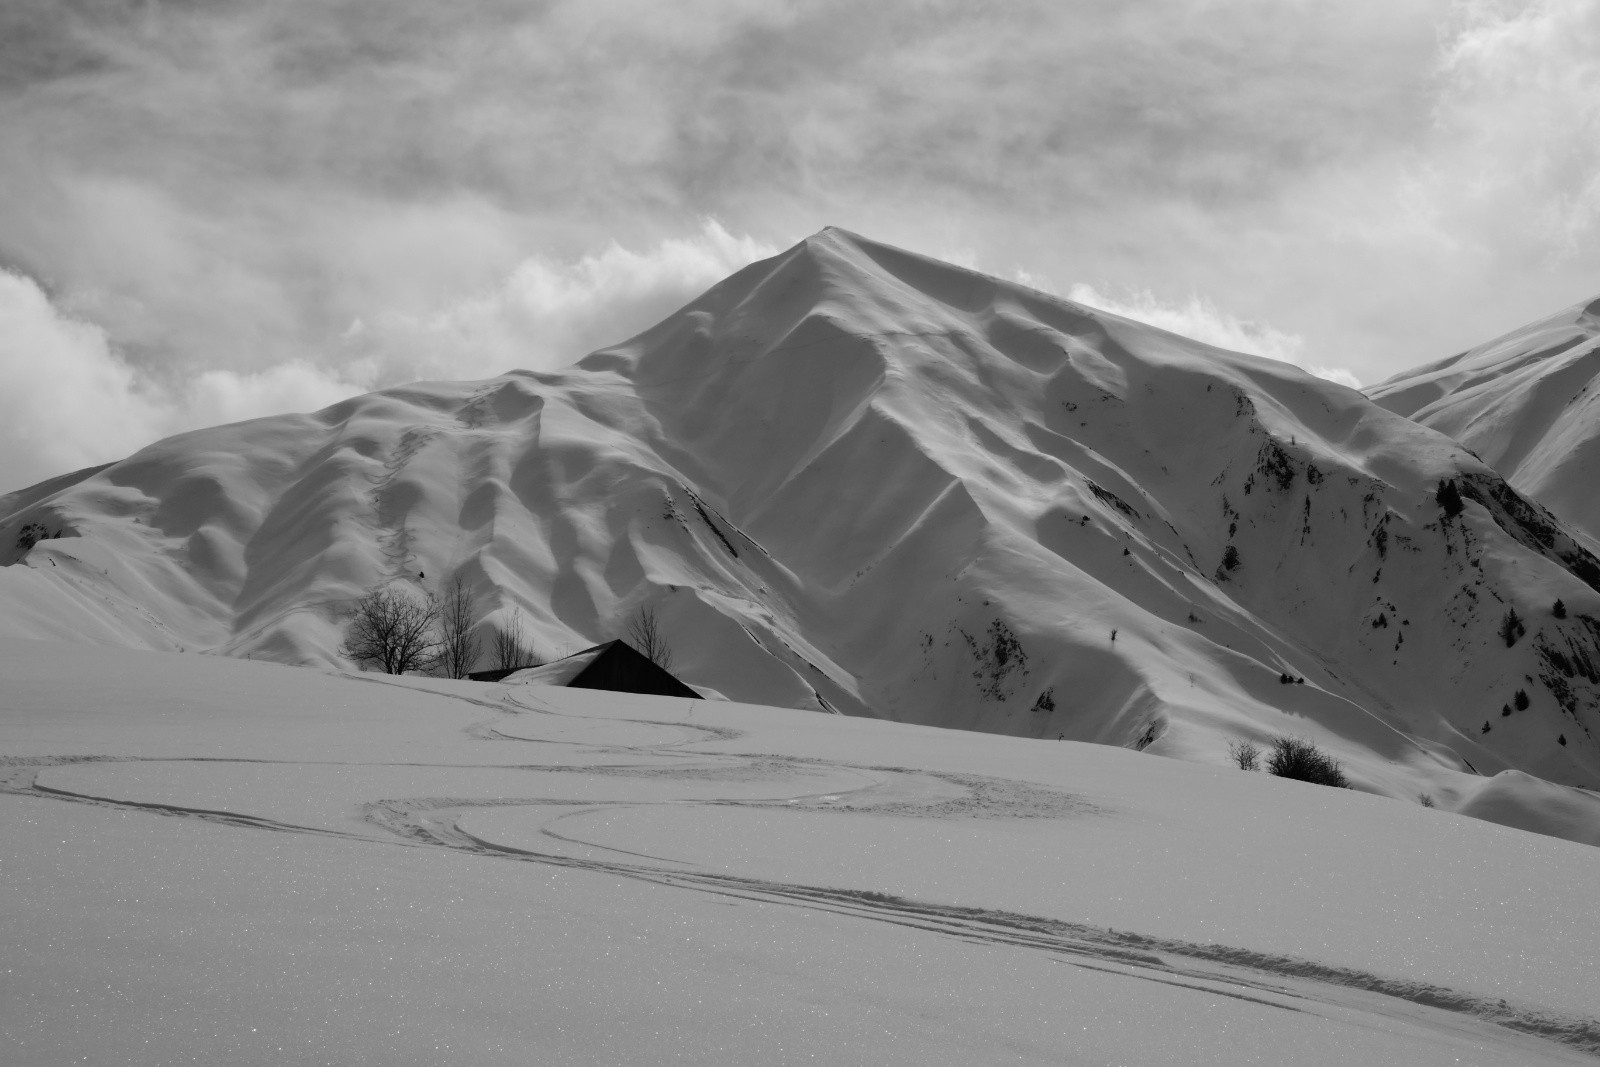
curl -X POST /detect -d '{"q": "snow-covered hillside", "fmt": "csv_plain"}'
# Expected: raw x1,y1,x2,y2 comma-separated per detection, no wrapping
4,229,1600,825
3,638,1597,1064
1370,294,1600,545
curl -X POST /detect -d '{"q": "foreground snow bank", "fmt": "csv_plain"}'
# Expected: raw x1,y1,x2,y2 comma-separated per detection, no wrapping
2,637,1596,1064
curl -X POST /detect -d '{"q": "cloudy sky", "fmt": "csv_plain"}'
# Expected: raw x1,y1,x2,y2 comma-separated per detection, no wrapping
2,0,1598,491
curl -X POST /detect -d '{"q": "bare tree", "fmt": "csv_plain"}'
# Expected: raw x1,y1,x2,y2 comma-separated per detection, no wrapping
340,585,440,675
492,608,541,671
627,606,673,672
436,577,481,679
1227,739,1261,771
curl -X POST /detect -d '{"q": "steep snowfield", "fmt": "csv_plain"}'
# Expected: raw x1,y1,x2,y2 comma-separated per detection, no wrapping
1370,294,1600,544
4,229,1600,834
2,638,1598,1064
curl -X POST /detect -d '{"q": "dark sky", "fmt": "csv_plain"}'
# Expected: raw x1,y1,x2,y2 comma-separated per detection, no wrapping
2,0,1598,489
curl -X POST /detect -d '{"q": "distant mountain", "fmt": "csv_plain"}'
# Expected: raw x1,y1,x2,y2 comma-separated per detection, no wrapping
1370,294,1600,545
5,229,1600,818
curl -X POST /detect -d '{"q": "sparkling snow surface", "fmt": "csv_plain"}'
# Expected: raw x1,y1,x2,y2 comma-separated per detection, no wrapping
3,638,1596,1064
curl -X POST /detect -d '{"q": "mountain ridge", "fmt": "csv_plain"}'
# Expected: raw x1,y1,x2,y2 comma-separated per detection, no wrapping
1370,292,1600,549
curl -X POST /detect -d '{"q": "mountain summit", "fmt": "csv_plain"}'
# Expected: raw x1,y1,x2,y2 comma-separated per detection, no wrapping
5,230,1600,830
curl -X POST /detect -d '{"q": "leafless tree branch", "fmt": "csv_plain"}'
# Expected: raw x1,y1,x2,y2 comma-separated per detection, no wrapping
627,606,673,672
340,585,440,675
436,577,481,680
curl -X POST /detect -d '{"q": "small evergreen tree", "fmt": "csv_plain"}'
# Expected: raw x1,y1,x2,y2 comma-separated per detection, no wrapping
1553,599,1567,619
1499,608,1525,648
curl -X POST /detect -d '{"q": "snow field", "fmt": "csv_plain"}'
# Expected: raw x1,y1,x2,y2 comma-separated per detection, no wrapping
2,638,1597,1063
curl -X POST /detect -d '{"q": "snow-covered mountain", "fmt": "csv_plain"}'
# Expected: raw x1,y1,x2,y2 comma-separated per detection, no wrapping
1370,294,1600,546
5,229,1600,816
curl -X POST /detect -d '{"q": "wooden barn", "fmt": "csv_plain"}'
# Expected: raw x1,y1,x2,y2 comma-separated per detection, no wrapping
469,640,699,698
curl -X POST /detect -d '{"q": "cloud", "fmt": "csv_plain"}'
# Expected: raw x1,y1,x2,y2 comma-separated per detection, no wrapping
1,1,1598,412
0,269,166,489
350,220,777,380
185,362,368,430
0,265,349,494
0,221,776,493
1434,0,1600,250
0,264,371,493
1066,282,1363,389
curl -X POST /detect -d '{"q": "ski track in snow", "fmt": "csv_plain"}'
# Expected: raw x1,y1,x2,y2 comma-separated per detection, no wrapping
3,684,1596,1061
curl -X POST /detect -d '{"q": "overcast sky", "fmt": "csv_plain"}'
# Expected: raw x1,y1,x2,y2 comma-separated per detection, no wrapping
2,0,1598,491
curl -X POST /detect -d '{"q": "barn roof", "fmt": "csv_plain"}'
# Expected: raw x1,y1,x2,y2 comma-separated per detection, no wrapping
497,640,700,699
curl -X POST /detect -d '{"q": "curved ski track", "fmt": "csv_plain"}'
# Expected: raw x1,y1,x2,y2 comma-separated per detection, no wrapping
4,681,1596,1061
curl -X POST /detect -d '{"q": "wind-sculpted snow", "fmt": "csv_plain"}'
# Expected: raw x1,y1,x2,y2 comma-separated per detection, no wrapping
3,642,1598,1063
4,229,1600,822
1371,294,1600,546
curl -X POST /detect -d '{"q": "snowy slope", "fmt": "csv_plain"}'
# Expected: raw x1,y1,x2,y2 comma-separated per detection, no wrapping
5,229,1600,821
2,638,1597,1065
1370,294,1600,544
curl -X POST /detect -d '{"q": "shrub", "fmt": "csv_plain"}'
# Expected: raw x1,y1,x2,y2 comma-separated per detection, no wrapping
1265,736,1348,788
1553,599,1568,619
1514,689,1530,711
1227,739,1261,771
1418,793,1435,808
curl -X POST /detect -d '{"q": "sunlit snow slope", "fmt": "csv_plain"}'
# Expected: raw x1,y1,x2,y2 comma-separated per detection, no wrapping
1370,294,1600,545
5,229,1600,814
